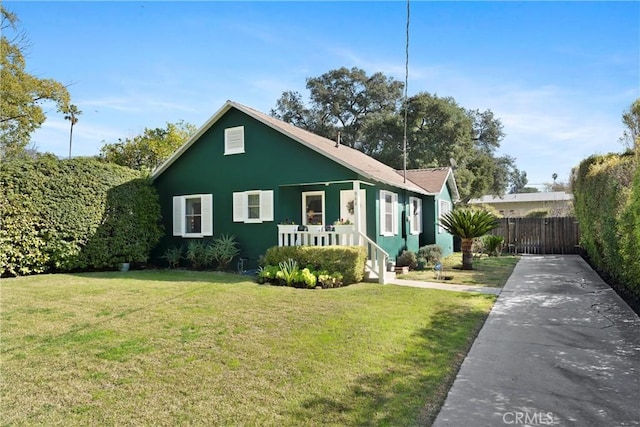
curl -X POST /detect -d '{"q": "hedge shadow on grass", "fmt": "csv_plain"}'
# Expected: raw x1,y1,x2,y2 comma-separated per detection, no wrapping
288,294,493,425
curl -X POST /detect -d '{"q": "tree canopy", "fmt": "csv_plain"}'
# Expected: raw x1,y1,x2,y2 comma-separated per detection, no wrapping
99,121,197,172
620,98,640,152
272,67,404,156
272,67,522,201
0,6,70,159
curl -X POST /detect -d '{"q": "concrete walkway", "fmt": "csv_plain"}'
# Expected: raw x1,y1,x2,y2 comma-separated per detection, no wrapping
433,255,640,427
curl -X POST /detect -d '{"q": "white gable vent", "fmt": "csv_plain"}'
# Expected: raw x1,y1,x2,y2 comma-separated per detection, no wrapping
224,126,245,155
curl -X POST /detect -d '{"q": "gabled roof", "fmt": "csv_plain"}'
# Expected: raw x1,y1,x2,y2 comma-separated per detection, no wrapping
468,191,573,204
401,167,460,201
153,100,450,197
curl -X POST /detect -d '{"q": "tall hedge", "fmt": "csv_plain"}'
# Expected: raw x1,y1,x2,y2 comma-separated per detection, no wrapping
0,156,163,276
619,161,640,289
572,152,639,297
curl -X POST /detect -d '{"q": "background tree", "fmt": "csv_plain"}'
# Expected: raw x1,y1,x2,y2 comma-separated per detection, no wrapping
63,104,81,159
509,168,538,193
100,120,197,171
271,67,528,201
620,98,640,152
272,67,404,156
0,6,70,159
368,92,514,201
273,67,525,201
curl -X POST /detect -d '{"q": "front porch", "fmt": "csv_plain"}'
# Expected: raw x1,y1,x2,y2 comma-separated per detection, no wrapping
277,224,391,284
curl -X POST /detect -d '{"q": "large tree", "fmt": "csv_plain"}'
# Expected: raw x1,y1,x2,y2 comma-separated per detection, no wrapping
0,6,70,159
271,67,404,156
100,121,197,172
368,92,514,201
272,67,524,201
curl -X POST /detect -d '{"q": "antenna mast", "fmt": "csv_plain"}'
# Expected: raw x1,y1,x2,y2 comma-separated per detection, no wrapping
403,0,410,183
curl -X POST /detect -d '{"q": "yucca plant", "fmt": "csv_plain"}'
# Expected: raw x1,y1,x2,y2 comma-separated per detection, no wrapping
440,208,499,270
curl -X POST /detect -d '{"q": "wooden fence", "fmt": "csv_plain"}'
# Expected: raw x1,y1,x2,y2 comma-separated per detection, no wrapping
489,217,581,255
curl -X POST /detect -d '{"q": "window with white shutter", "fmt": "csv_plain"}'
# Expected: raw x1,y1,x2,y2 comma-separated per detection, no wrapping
172,194,213,237
232,190,274,223
224,126,245,155
409,197,422,235
380,190,398,236
438,199,451,234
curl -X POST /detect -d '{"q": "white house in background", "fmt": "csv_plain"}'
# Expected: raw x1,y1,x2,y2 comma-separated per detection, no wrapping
468,191,574,217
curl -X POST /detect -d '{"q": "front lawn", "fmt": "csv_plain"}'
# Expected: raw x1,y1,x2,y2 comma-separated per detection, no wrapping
1,271,495,426
398,254,520,287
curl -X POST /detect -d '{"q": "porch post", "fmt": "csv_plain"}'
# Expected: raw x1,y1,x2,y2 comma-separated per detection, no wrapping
353,181,361,246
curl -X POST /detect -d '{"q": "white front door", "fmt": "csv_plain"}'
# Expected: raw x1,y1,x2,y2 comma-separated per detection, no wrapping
340,190,366,232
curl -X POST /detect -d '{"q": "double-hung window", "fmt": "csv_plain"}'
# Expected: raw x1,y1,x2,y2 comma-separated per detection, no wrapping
409,197,422,235
438,199,452,233
380,190,398,236
233,190,274,223
173,194,213,237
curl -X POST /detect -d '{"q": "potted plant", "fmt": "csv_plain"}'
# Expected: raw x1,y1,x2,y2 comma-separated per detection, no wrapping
278,219,298,234
333,218,354,234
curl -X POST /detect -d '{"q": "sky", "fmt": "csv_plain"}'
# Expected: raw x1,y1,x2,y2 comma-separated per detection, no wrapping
5,1,639,188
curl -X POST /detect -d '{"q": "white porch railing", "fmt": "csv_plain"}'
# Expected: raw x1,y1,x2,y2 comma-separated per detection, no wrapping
276,225,389,284
358,233,389,284
278,225,356,247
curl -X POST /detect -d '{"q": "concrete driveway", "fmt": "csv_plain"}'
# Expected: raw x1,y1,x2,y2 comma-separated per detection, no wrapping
432,255,640,427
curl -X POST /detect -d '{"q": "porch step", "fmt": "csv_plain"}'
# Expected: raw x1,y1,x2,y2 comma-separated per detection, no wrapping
364,269,396,284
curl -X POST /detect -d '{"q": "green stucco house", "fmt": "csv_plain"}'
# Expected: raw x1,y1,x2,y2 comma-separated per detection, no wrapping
151,101,459,283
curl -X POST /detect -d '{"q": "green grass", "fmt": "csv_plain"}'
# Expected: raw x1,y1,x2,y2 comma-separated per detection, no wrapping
399,254,520,287
1,270,495,426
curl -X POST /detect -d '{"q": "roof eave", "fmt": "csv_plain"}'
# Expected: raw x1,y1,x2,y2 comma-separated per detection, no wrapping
229,102,428,195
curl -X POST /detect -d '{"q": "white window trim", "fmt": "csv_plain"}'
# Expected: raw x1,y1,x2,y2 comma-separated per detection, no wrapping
438,199,452,234
173,194,213,238
302,191,325,226
224,126,245,155
233,190,274,223
380,190,398,236
409,196,422,235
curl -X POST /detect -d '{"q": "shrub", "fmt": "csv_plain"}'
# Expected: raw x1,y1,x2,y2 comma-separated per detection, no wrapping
209,234,240,271
0,156,162,276
162,246,183,268
263,246,367,284
297,268,317,289
256,264,280,284
186,241,207,270
396,250,417,269
482,235,504,256
418,244,442,264
278,259,299,287
525,209,549,218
